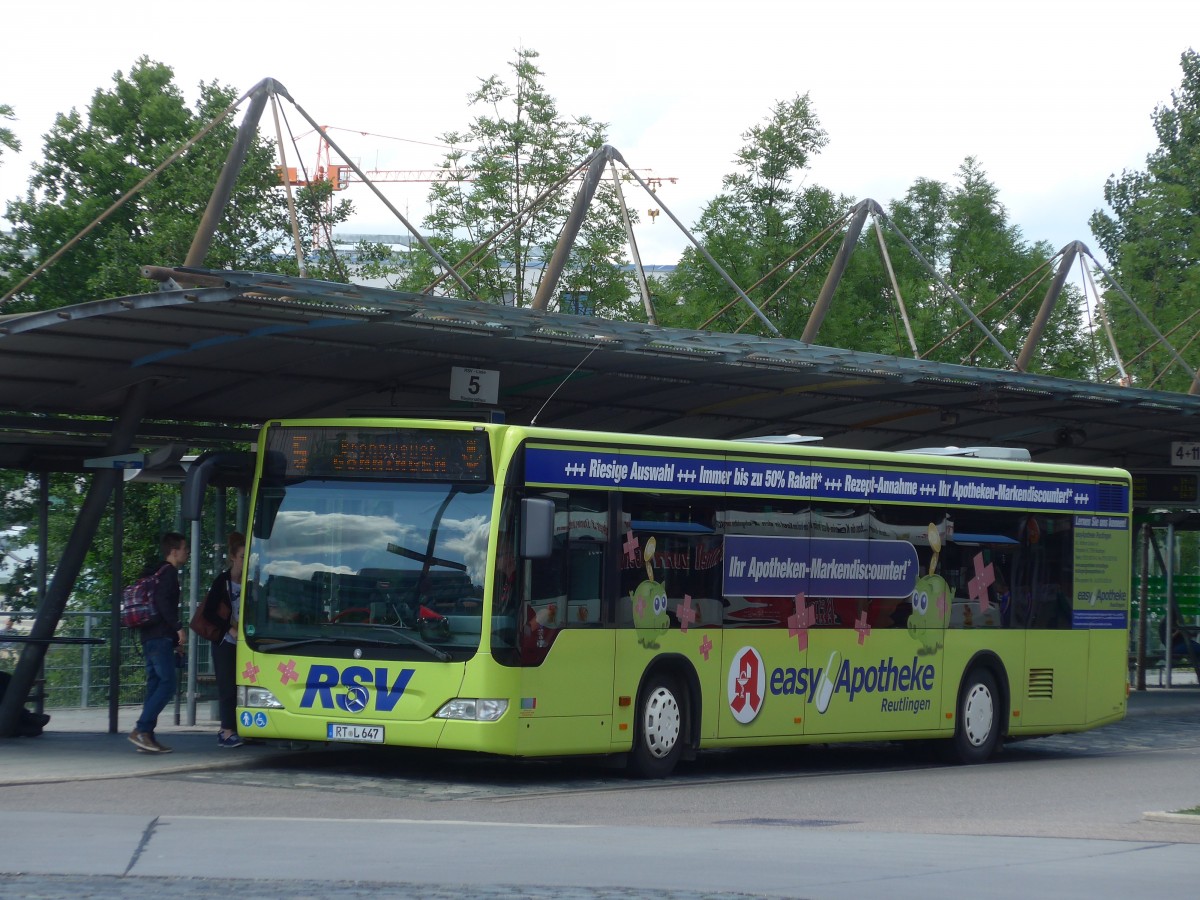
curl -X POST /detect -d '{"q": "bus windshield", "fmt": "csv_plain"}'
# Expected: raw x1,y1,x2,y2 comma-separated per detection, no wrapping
244,478,493,658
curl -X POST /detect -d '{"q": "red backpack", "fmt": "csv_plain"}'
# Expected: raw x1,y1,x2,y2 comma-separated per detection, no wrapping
119,564,171,628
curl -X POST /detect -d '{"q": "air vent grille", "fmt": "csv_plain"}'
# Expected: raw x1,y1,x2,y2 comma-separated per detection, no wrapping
1097,483,1129,513
1027,667,1054,699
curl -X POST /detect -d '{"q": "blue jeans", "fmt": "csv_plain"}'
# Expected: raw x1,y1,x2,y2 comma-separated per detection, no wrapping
136,637,177,735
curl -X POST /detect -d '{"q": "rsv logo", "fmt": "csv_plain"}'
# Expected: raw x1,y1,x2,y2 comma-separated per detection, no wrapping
299,665,415,712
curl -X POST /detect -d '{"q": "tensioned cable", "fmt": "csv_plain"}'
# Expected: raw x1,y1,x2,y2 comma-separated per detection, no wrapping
421,154,593,296
872,216,920,358
1079,254,1105,383
270,95,307,277
877,212,1015,367
0,85,254,307
698,209,853,331
729,221,847,334
923,254,1055,361
277,103,349,283
1084,259,1129,384
958,266,1053,365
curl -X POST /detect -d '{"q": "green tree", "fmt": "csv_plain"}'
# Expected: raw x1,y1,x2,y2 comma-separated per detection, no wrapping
0,102,19,162
0,58,290,311
1090,48,1200,391
407,48,634,315
658,95,860,340
876,158,1090,375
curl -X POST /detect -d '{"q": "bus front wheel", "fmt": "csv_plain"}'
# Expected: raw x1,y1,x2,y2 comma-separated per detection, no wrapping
628,673,685,778
949,668,1002,764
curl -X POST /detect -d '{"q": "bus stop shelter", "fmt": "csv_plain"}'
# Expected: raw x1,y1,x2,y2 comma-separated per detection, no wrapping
2,265,1200,734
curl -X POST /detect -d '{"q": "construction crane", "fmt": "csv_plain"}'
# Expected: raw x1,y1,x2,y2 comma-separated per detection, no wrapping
278,126,676,195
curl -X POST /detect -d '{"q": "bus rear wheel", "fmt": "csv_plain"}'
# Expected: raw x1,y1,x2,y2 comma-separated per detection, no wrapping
948,668,1002,764
628,673,685,778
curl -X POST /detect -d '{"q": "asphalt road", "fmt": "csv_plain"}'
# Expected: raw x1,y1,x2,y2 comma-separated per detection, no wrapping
2,697,1199,898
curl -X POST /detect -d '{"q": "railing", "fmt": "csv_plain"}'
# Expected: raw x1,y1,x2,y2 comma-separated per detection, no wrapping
1131,575,1200,641
2,611,216,711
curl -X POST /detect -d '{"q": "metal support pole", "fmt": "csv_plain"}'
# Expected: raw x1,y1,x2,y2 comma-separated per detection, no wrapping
81,613,93,708
0,381,153,737
531,147,612,311
879,212,1017,366
1165,522,1175,687
1015,242,1081,372
872,216,919,357
802,200,873,344
277,93,477,300
1135,524,1149,691
34,474,49,719
186,518,201,726
616,164,780,336
109,478,122,732
1087,253,1200,392
185,80,274,268
610,160,656,324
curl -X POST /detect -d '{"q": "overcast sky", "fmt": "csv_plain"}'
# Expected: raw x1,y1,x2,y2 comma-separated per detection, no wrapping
1,1,1195,269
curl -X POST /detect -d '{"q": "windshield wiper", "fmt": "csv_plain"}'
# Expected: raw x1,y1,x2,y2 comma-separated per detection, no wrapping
335,622,452,661
256,628,451,662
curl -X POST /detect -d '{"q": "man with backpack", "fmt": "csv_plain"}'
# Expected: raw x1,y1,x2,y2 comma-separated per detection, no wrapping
129,532,189,753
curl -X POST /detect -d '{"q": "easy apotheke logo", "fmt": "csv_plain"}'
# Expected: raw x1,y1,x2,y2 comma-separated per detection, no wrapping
727,646,765,723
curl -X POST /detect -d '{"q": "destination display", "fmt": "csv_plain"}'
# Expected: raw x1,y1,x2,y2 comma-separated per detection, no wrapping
525,445,1128,514
269,426,490,481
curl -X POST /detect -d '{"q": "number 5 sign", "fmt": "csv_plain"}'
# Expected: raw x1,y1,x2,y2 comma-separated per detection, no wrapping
450,367,499,405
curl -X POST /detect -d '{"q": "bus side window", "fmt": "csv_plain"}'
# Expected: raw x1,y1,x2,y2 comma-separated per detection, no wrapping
566,545,603,627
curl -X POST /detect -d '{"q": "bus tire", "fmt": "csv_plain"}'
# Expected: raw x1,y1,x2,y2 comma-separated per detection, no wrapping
948,668,1002,764
628,673,685,778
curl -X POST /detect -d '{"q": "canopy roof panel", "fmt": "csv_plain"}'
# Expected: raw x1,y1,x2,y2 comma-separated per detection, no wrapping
0,267,1195,473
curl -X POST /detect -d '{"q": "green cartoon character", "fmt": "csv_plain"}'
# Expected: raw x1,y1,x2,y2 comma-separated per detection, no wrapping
908,524,950,656
631,536,669,648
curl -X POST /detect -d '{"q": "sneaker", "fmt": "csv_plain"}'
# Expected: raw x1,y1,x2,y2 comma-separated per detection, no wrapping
218,732,244,749
147,734,173,753
129,729,160,753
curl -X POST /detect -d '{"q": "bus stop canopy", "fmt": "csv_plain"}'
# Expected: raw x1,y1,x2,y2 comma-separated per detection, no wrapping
5,264,1200,736
0,266,1197,479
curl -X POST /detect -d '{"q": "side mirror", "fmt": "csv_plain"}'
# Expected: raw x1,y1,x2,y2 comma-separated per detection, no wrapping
520,498,555,559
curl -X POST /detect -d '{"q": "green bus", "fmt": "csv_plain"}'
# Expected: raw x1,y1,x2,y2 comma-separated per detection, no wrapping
233,419,1131,776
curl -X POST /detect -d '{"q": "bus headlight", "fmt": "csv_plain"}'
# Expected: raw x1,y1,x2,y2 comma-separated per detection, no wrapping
434,698,508,721
238,685,285,709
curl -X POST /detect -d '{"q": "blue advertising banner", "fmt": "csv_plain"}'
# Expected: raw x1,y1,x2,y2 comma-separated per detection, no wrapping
526,446,1126,514
723,536,919,598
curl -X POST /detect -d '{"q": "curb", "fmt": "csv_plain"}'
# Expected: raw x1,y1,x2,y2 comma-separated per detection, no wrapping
1143,811,1200,825
0,756,265,787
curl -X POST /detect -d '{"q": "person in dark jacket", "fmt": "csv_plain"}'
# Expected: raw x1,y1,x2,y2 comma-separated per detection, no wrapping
129,532,188,753
198,532,245,748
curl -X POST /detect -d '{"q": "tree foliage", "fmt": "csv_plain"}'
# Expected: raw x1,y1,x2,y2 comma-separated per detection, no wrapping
405,48,634,315
0,58,290,311
658,95,854,339
1090,48,1200,391
660,94,1088,373
0,102,19,162
882,159,1090,375
0,62,274,622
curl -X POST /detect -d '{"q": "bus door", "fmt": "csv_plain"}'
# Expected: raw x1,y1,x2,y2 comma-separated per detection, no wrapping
514,493,615,752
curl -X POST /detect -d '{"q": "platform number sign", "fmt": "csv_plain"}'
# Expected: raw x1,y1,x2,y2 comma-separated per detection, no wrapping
1171,442,1200,467
450,367,499,405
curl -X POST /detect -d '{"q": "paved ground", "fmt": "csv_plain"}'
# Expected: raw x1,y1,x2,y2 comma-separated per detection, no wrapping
1,687,1198,900
1,686,1198,787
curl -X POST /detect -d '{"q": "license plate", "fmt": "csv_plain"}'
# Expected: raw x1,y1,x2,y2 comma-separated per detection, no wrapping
327,723,384,743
